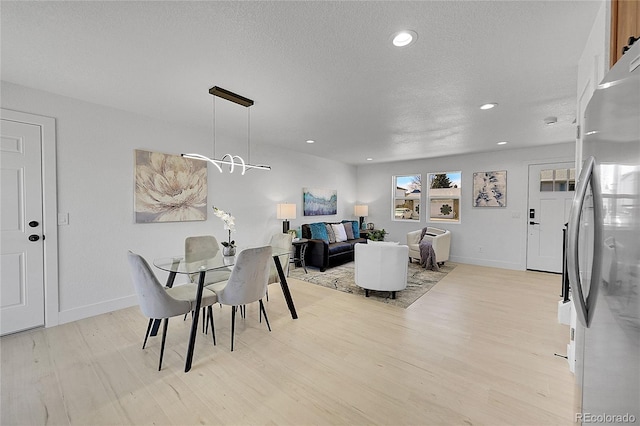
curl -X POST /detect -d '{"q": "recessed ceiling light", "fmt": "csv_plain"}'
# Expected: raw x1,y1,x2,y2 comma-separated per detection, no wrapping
366,158,373,161
497,141,508,145
480,103,498,110
306,140,315,144
392,30,417,47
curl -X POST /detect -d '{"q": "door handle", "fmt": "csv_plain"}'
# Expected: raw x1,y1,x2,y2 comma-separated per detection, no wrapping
566,156,604,328
28,234,40,242
529,221,540,225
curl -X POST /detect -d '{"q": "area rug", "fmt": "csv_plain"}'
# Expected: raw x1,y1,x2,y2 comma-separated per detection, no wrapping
288,261,456,308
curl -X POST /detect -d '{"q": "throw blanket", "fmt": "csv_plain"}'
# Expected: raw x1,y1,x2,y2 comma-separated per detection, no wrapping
419,227,440,271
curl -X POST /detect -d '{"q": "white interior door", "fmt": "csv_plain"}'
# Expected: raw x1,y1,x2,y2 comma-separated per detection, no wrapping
1,119,45,335
526,162,575,273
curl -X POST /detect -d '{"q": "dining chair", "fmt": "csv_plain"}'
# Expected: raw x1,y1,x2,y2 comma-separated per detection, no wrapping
185,235,232,288
266,233,293,300
127,251,218,370
185,235,232,330
213,246,273,351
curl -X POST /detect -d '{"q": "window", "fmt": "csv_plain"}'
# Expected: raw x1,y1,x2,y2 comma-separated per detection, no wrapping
393,175,421,221
539,168,575,192
428,171,461,222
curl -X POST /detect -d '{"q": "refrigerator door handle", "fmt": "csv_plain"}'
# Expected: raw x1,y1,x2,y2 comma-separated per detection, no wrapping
567,156,604,327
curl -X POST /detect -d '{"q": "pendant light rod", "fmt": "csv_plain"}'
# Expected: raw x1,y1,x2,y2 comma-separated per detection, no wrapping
209,86,254,107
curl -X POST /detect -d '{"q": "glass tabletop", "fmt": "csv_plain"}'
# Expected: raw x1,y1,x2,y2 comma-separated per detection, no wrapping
153,245,291,274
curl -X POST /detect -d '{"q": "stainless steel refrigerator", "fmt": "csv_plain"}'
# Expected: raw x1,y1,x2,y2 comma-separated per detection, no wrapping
567,41,640,424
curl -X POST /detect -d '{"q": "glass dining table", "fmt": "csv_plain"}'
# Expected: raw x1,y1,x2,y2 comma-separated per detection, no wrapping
153,246,297,372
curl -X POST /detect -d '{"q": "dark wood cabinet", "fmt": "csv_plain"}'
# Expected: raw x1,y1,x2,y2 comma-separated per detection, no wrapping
611,0,640,67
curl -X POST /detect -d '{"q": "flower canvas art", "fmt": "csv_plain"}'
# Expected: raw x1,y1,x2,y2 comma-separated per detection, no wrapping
134,150,208,223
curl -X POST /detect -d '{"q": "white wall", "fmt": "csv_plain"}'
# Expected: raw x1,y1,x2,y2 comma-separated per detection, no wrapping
357,143,575,270
1,81,358,324
1,80,577,324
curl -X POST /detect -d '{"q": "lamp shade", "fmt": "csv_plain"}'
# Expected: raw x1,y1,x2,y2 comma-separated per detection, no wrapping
354,205,369,217
277,203,297,220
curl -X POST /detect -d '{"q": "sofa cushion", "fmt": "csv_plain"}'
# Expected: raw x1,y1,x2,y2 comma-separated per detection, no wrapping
332,223,348,242
328,242,352,255
310,222,329,242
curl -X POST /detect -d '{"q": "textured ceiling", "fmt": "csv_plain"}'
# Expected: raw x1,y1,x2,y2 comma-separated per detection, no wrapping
1,1,602,165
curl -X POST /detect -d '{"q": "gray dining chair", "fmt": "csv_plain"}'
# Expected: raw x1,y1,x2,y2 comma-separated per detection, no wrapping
266,233,293,300
213,246,273,351
185,235,232,288
127,251,218,370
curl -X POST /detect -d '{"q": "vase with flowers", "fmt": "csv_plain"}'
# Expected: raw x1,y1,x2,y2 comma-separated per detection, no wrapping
213,207,236,256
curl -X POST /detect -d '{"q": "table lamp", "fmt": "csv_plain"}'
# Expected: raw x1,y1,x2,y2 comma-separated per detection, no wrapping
354,205,369,230
277,203,297,233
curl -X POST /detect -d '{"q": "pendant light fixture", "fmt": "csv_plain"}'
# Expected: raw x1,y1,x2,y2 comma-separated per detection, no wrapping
182,86,271,174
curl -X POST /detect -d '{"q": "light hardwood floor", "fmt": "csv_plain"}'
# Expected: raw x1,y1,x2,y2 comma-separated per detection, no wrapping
1,263,575,425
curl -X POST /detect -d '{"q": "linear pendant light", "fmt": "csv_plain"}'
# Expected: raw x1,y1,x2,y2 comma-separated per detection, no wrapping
182,86,271,174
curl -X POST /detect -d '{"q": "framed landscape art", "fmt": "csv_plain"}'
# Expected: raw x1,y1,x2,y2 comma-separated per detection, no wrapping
303,187,337,216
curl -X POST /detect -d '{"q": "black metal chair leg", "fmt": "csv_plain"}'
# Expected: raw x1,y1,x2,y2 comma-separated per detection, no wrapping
159,318,169,371
207,306,216,346
231,306,236,352
142,318,153,349
259,300,271,332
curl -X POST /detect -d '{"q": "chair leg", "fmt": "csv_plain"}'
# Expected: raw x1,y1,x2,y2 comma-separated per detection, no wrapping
207,306,216,346
159,318,169,371
142,318,153,349
230,306,236,352
259,299,271,332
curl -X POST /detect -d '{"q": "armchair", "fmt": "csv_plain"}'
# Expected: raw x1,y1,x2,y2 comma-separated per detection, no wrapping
354,242,409,299
407,227,451,265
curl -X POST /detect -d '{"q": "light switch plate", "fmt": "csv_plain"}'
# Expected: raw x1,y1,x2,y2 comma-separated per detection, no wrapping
57,212,69,226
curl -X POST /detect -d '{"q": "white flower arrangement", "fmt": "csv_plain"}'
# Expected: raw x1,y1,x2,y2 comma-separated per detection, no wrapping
213,207,236,247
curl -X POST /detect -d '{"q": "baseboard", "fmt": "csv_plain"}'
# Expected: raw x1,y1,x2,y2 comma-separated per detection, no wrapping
449,255,523,271
57,294,138,326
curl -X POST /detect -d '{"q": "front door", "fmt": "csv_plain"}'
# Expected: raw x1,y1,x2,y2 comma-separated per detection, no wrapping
1,118,45,335
526,162,575,273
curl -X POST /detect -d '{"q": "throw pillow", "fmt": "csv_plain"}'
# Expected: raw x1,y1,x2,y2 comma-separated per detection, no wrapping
342,220,360,238
325,224,336,243
343,222,354,240
309,222,329,242
331,223,348,242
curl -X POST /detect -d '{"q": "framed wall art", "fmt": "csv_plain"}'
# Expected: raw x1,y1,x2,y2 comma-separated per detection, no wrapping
473,170,507,207
303,187,337,216
134,149,208,223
